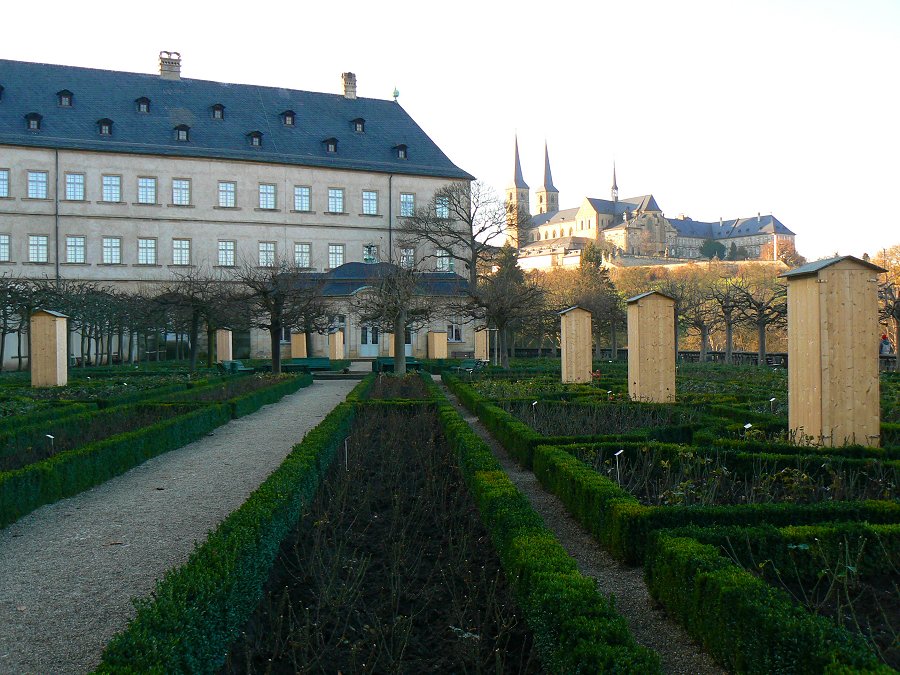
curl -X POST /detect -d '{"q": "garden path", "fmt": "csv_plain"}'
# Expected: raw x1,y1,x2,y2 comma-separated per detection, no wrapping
0,379,355,675
434,375,725,675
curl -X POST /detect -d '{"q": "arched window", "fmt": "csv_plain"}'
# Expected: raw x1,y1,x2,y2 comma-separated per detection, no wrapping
352,117,365,132
97,118,113,136
25,112,42,130
174,124,190,142
281,110,296,126
211,103,225,120
135,97,150,113
394,144,408,160
57,89,73,107
323,137,338,153
247,131,263,147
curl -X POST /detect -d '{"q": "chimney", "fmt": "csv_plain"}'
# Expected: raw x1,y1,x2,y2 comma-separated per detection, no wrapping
757,212,761,223
159,51,181,80
342,72,357,100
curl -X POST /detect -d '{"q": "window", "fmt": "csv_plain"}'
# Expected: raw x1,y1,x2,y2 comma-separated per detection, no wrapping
400,192,415,217
57,90,73,107
66,236,85,264
327,188,344,213
248,131,262,147
25,113,42,130
258,241,275,267
27,171,48,199
0,234,9,262
258,183,276,209
218,181,236,208
435,196,450,219
136,97,150,113
172,239,191,265
102,237,122,264
352,118,365,133
211,104,225,120
218,240,235,267
175,125,190,141
65,173,84,201
294,242,311,268
324,137,337,153
447,322,463,343
363,244,378,264
172,179,190,206
395,144,408,160
436,248,454,272
28,235,48,263
328,244,344,268
0,169,8,198
137,177,157,204
362,190,378,215
98,118,113,136
400,247,415,269
138,238,157,265
101,175,122,202
293,186,311,211
282,110,295,126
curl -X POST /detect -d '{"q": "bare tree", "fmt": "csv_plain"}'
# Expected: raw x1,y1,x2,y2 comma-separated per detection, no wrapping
876,244,900,370
710,274,742,364
732,265,788,365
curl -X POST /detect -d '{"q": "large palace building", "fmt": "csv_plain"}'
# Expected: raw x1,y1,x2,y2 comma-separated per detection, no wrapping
0,53,475,360
509,141,797,270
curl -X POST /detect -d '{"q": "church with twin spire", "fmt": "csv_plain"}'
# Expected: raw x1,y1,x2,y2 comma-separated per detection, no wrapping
506,139,796,271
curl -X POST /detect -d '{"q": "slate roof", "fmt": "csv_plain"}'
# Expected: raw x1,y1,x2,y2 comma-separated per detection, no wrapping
670,214,795,240
626,290,676,304
531,208,579,227
0,59,473,180
779,255,886,279
520,236,593,252
585,194,661,216
301,262,469,297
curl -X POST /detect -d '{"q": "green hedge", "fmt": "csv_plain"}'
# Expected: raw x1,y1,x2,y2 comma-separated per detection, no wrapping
0,403,231,529
435,400,661,673
229,373,311,418
96,402,355,673
644,533,893,674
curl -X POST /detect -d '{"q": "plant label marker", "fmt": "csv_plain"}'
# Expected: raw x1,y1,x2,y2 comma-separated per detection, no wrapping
614,449,624,484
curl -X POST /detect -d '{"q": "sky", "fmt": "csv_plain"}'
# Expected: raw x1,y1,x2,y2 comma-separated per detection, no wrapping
2,0,898,261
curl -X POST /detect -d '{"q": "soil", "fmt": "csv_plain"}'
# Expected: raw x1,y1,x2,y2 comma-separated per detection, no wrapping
224,405,539,674
366,373,430,400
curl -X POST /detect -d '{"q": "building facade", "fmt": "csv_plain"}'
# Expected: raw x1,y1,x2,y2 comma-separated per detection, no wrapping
509,141,796,270
0,54,476,362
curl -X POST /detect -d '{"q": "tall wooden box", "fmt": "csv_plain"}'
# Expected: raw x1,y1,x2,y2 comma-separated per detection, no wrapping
216,328,233,362
427,331,448,359
626,292,675,402
475,329,489,361
559,306,592,383
329,330,344,360
781,256,885,446
31,309,68,387
290,333,307,359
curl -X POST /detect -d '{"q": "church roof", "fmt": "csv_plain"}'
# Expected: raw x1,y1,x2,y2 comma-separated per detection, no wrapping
0,58,473,180
670,214,795,239
585,194,661,215
519,235,593,253
531,208,579,227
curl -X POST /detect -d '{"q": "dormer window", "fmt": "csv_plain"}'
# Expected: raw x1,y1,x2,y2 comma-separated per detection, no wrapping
281,110,295,126
394,144,408,160
57,90,73,107
324,137,338,153
211,104,225,120
97,118,113,136
248,131,263,147
0,85,4,102
352,118,365,133
25,112,42,131
174,124,190,142
135,97,150,113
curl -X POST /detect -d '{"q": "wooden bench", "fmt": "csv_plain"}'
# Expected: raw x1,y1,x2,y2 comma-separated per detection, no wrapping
287,357,332,371
218,360,255,374
451,358,487,375
373,356,422,373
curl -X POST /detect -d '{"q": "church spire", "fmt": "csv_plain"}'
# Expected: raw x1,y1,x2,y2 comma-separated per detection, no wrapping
611,162,619,203
506,135,530,248
512,134,529,189
535,140,559,214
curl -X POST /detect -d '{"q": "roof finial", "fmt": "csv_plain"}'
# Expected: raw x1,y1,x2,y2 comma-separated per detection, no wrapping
512,134,528,189
392,86,399,102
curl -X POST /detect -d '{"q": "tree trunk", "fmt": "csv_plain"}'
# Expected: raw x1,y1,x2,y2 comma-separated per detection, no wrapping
207,326,216,368
306,331,315,359
594,324,603,359
117,329,124,365
757,321,767,365
106,331,114,365
16,325,23,371
893,323,899,372
610,320,618,360
189,310,200,373
700,325,710,362
393,310,407,375
499,327,510,369
724,316,734,364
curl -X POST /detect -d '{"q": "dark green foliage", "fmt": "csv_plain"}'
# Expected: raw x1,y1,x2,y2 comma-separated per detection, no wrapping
644,534,894,674
96,403,355,674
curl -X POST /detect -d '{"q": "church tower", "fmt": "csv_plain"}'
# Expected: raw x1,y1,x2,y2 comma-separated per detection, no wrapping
505,135,530,247
535,141,559,215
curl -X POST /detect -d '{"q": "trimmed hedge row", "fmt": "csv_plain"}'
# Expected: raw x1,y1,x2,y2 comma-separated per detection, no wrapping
434,400,661,673
96,401,355,673
0,403,231,529
644,533,893,674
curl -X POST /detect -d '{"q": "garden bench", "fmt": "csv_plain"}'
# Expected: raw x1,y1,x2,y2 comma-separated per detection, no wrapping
451,359,487,375
219,360,255,374
373,356,422,372
287,357,332,371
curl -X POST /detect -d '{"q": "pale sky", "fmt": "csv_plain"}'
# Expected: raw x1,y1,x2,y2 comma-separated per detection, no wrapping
3,0,897,260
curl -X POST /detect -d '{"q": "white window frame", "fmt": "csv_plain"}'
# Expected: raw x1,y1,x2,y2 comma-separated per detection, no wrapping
137,177,157,205
294,242,311,268
0,169,8,198
218,240,236,267
447,321,463,343
27,171,48,199
436,196,450,219
258,241,276,267
218,181,236,208
65,173,85,201
28,235,48,263
400,247,415,269
327,188,344,213
436,248,454,272
138,238,157,265
0,234,10,262
400,192,415,217
328,243,344,269
101,174,122,202
172,179,191,206
362,190,378,215
66,235,85,264
258,183,276,209
294,185,311,212
172,238,191,266
102,237,122,264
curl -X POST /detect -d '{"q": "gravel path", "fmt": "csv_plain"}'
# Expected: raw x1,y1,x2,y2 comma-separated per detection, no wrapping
434,376,724,675
0,379,355,675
